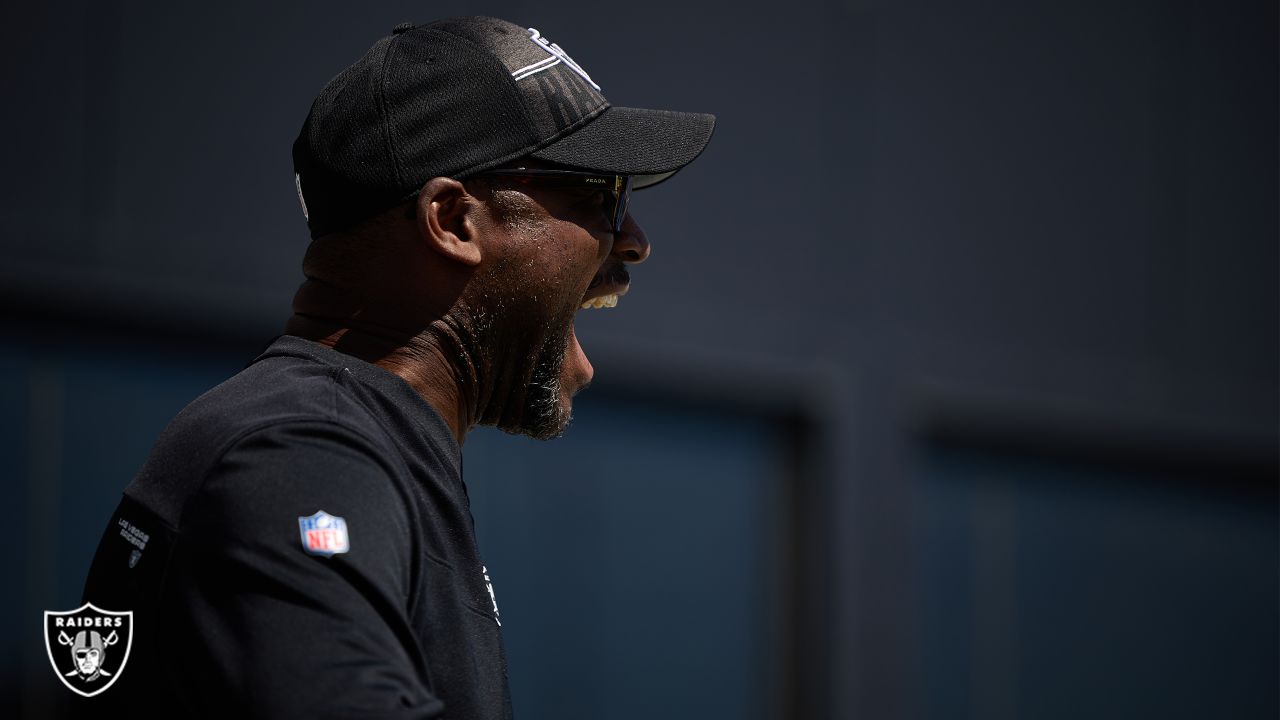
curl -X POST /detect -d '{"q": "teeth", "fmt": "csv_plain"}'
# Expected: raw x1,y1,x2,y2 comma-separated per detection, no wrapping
580,293,619,310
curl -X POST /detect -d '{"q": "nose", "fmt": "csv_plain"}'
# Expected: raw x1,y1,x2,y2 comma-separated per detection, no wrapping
612,212,650,263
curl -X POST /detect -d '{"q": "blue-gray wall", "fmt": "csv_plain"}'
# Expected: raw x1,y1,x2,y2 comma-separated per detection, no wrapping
2,1,1275,718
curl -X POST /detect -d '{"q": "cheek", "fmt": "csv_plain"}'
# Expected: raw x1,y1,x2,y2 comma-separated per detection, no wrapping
482,217,608,323
566,224,612,282
523,224,608,297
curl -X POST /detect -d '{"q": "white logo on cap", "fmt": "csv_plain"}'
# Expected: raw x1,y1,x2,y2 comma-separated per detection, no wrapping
510,28,601,91
295,173,310,221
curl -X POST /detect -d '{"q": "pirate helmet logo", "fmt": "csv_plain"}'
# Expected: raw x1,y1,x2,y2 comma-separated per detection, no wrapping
44,603,133,697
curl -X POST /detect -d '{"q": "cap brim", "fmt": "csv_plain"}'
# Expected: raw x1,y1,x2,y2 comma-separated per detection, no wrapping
529,106,715,189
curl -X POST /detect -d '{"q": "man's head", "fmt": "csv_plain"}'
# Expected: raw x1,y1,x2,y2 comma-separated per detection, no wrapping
71,631,105,678
289,17,713,440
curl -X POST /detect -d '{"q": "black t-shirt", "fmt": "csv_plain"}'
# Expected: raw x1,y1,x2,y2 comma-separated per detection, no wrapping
79,335,512,719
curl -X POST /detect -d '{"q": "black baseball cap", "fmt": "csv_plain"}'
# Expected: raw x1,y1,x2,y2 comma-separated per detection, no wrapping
293,16,717,238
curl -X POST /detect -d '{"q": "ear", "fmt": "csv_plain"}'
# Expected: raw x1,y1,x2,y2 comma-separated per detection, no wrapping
415,177,482,267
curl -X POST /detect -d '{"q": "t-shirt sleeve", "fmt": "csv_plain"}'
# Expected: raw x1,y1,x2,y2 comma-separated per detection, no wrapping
163,419,442,719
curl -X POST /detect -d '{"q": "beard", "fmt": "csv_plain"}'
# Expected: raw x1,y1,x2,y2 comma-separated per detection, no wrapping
465,269,579,441
462,200,588,440
516,322,574,440
498,287,580,441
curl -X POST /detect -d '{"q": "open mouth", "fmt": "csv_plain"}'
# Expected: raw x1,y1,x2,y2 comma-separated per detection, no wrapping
579,266,631,310
579,287,627,309
567,272,631,389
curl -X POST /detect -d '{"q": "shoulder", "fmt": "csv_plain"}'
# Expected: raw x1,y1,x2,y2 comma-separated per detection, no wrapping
128,343,407,521
209,416,401,487
178,418,418,575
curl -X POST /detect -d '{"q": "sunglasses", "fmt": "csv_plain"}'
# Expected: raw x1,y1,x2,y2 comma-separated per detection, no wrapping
477,168,633,233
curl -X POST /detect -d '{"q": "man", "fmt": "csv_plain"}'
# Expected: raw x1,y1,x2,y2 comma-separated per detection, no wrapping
68,631,110,683
78,16,714,719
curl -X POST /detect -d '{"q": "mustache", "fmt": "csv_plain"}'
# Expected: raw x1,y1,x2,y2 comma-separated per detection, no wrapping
587,265,630,291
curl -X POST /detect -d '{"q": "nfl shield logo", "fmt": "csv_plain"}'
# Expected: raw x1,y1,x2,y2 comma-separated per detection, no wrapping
44,603,133,697
298,510,350,557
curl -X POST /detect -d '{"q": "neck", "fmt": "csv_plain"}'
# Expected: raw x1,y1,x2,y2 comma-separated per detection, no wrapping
284,312,483,446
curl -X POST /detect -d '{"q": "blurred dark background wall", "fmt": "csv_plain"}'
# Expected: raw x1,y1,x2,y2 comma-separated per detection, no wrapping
2,1,1276,718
